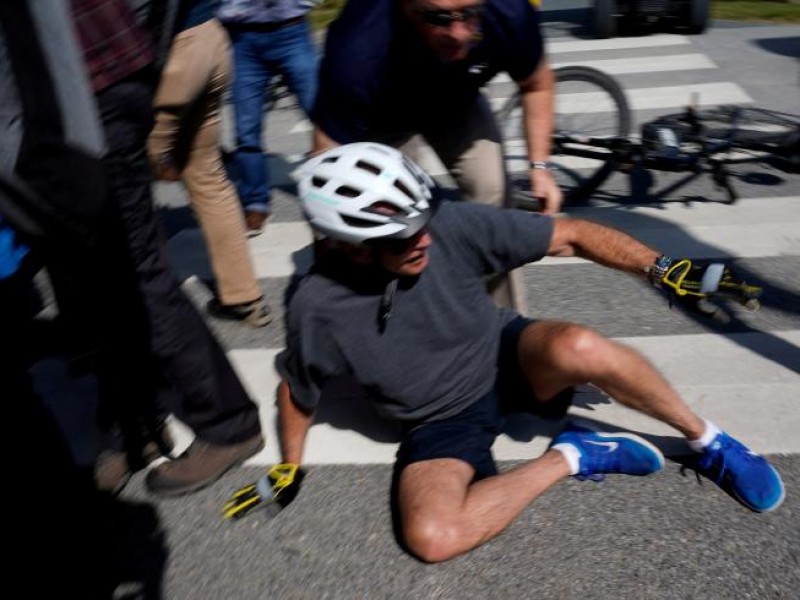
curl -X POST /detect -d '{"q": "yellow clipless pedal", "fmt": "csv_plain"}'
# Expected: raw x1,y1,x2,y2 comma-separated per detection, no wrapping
222,463,302,521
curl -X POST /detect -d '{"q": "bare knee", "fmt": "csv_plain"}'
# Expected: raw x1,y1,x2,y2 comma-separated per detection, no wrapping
552,324,604,364
403,518,463,563
523,322,608,380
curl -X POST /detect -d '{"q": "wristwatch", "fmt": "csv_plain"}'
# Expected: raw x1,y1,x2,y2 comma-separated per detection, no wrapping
529,160,552,171
646,255,673,284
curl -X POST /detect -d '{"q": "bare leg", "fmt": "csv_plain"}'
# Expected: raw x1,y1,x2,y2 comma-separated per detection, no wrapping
398,454,570,563
518,321,705,440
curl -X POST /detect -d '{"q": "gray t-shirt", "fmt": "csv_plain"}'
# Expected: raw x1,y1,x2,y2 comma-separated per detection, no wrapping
276,201,554,423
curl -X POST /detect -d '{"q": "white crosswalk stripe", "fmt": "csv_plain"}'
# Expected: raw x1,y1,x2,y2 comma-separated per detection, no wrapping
552,53,718,74
165,32,800,465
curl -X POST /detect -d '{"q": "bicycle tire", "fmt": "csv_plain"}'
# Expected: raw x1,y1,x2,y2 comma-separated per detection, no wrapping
498,65,632,209
654,105,799,148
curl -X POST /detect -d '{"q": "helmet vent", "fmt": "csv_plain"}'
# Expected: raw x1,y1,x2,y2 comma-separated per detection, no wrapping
311,175,328,188
334,185,362,198
342,214,381,228
393,179,414,201
355,159,381,175
364,200,401,216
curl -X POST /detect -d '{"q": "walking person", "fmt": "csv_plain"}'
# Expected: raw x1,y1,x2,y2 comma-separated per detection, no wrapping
217,0,320,237
148,0,271,326
69,0,266,495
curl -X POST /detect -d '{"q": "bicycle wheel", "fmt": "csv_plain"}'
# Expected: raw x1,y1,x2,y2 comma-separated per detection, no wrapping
657,105,800,148
498,65,631,208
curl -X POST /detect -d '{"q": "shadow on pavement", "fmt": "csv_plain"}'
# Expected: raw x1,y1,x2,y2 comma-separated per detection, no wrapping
107,497,170,600
753,36,800,59
565,193,800,375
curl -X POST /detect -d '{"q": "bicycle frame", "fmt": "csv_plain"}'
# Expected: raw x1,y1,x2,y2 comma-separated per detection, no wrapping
552,105,799,204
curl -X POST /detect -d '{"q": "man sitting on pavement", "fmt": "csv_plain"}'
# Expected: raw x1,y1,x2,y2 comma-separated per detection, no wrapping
265,142,784,562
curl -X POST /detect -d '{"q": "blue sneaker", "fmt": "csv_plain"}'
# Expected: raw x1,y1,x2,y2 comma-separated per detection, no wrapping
551,423,665,480
692,432,785,512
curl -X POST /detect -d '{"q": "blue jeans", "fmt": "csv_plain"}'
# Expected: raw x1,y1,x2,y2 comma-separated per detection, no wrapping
228,20,318,213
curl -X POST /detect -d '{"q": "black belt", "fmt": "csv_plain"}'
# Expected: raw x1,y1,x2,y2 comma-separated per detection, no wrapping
226,15,305,33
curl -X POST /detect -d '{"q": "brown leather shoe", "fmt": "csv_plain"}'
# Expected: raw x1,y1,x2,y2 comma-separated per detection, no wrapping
206,296,272,328
244,210,270,237
145,434,265,496
95,418,174,496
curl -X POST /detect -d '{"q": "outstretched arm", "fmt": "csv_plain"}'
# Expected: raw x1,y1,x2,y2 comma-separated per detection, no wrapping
547,217,660,278
548,217,763,316
221,379,313,520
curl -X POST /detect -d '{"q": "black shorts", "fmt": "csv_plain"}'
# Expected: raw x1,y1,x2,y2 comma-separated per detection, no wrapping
394,316,573,480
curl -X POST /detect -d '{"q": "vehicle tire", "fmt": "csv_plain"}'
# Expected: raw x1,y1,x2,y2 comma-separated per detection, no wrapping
497,65,632,209
686,0,710,34
593,0,618,39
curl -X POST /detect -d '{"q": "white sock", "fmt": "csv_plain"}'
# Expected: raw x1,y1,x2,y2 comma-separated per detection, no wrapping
687,418,722,453
551,443,581,475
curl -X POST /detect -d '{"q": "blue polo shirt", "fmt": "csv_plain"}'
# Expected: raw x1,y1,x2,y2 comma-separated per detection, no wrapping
313,0,544,143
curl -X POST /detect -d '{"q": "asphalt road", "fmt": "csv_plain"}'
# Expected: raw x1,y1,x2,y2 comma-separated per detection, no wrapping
29,10,800,599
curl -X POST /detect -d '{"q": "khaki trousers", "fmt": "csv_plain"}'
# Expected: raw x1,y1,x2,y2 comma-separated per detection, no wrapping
148,19,261,305
400,95,527,312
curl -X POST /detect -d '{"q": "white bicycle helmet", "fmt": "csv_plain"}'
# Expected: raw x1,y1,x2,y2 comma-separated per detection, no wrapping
295,142,434,245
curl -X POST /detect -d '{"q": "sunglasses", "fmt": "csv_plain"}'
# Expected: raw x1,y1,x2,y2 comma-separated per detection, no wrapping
414,4,484,28
373,228,429,255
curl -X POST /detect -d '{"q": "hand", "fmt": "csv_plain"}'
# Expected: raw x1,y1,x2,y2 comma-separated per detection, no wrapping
658,258,762,316
222,463,306,520
529,168,563,214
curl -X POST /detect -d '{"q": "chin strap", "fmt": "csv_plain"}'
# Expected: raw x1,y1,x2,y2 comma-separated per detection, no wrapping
378,278,398,334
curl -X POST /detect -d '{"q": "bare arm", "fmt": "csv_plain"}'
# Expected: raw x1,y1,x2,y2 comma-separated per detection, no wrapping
277,378,315,464
517,58,562,214
548,217,661,277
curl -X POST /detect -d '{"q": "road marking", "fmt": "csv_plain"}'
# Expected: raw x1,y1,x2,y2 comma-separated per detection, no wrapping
165,38,800,466
535,195,800,264
164,331,800,464
289,119,312,134
538,222,799,265
240,197,800,276
628,82,754,109
548,33,691,54
489,35,692,84
492,81,752,116
552,53,717,75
